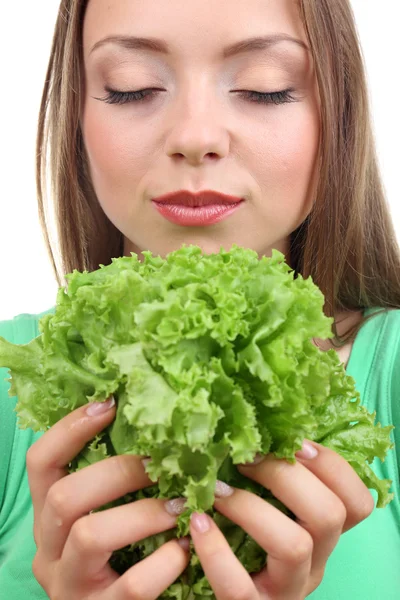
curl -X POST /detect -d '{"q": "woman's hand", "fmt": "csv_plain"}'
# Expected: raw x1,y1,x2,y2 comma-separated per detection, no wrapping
189,440,375,600
26,397,190,600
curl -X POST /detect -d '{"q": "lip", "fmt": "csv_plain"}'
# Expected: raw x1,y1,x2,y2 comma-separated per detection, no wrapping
152,190,244,207
151,189,245,226
152,202,243,226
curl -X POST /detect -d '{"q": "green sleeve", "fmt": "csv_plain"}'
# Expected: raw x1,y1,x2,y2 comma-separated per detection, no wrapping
0,314,49,599
389,312,400,476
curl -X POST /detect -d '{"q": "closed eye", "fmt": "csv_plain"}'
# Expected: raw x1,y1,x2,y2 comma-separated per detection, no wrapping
237,89,297,105
94,87,298,106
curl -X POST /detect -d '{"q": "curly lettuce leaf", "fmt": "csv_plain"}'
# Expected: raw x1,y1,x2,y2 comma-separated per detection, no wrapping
0,244,395,599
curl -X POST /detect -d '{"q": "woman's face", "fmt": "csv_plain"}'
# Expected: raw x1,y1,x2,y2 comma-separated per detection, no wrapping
81,0,321,261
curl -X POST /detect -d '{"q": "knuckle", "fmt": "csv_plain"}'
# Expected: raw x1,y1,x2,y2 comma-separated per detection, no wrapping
285,532,313,565
261,460,292,496
48,583,66,600
222,585,256,600
70,518,98,552
345,492,375,530
46,483,70,519
200,540,227,562
114,454,137,482
32,552,46,587
307,567,326,595
270,460,291,483
26,445,41,475
321,500,347,534
118,575,148,600
356,492,375,522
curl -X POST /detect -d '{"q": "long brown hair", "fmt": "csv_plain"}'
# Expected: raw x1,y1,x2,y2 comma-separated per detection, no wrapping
36,0,400,347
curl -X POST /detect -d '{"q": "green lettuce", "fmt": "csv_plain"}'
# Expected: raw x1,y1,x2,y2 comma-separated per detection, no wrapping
0,245,394,599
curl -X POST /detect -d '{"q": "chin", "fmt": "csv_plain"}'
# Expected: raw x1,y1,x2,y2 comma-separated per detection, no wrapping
125,232,279,261
178,237,246,257
130,237,241,260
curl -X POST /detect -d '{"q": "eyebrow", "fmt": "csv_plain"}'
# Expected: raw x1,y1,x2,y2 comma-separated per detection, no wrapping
89,33,310,59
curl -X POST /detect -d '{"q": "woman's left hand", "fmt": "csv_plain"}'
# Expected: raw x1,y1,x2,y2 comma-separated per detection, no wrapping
189,440,375,600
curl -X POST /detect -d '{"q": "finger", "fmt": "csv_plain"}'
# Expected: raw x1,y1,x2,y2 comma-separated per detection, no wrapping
101,538,190,600
238,454,346,574
189,511,259,600
39,454,156,561
294,440,375,531
26,398,117,521
213,487,312,599
59,497,187,592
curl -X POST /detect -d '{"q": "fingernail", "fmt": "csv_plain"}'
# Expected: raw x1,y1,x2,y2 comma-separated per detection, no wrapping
296,440,319,460
240,453,265,467
214,480,234,498
177,536,190,551
191,512,211,533
165,498,187,516
86,395,115,416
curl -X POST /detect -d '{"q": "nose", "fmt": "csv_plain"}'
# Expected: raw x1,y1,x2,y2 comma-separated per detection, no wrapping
163,88,230,165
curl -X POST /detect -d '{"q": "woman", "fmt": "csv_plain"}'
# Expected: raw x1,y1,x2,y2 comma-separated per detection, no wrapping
0,0,399,598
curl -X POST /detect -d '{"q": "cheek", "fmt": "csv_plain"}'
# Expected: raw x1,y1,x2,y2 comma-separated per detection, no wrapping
81,107,150,199
250,104,320,216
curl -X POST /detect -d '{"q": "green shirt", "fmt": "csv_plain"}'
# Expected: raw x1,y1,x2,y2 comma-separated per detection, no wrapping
0,307,399,599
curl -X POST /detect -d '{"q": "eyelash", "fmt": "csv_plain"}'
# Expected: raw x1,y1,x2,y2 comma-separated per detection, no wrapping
96,87,297,106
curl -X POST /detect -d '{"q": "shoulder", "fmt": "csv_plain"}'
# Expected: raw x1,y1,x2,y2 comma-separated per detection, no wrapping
0,306,55,414
361,306,400,385
0,308,55,513
384,306,400,334
0,307,55,343
367,307,400,365
0,309,54,596
366,308,400,464
0,309,55,411
383,309,400,422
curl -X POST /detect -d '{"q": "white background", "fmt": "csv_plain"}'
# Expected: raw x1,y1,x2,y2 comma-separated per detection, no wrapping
0,1,398,321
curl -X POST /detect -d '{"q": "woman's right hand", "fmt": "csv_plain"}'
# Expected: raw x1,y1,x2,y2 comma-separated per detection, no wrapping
26,396,190,600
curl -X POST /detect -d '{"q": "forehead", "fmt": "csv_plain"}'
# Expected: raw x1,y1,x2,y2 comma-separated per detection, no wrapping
83,0,307,63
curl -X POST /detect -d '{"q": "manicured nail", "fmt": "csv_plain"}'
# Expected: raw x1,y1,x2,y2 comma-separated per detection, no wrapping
165,498,187,516
240,453,265,466
141,457,151,469
214,480,234,498
86,395,115,416
191,512,211,533
177,537,190,551
296,440,319,460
